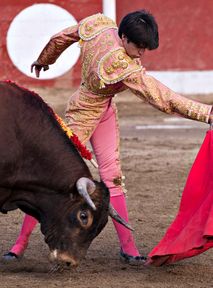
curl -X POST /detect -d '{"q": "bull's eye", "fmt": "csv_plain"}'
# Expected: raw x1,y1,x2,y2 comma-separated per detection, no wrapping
77,210,93,228
80,211,88,225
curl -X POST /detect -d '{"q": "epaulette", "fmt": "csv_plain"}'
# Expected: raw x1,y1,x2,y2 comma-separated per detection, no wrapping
98,48,142,85
78,13,117,41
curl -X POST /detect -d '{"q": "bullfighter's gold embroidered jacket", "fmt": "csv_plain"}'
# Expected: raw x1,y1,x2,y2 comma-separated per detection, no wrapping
36,13,212,142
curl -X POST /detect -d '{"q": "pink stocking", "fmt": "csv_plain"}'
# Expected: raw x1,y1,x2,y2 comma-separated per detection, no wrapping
10,214,38,255
90,103,140,257
110,194,140,256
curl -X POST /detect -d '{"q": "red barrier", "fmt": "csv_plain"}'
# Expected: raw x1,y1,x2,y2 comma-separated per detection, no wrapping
0,0,102,87
117,0,213,71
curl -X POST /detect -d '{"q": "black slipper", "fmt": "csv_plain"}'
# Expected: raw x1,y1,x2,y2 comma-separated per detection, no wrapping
2,252,19,261
120,249,147,266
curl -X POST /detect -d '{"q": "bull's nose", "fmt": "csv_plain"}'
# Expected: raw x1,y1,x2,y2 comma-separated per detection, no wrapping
66,260,78,268
58,253,79,268
49,250,79,268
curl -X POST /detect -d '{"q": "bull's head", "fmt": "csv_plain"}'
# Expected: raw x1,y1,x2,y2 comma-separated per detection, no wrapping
37,177,132,268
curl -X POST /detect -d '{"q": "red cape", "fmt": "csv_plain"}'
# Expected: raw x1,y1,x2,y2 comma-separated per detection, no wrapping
148,130,213,266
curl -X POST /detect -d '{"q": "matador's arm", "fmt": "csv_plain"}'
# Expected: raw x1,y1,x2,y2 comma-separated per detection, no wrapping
36,24,80,65
123,71,212,124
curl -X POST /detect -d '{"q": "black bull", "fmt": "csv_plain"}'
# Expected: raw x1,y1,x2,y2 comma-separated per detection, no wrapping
0,81,131,267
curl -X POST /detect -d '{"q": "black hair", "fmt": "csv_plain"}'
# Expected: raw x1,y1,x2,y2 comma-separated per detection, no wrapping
118,10,159,50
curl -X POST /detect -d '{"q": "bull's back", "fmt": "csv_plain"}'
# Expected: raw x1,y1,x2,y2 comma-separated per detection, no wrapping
0,82,23,145
0,81,91,186
0,82,17,124
0,81,50,138
0,82,24,182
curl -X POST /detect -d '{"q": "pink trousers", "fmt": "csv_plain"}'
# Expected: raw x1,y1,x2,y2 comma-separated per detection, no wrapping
11,100,140,257
91,102,124,196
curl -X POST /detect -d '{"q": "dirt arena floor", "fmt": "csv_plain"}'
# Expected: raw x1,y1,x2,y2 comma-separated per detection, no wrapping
0,87,212,288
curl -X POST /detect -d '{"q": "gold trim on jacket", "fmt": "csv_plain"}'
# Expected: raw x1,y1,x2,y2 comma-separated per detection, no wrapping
98,48,142,85
78,13,117,41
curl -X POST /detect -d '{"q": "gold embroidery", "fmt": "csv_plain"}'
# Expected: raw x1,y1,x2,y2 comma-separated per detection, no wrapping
37,25,79,65
112,61,120,69
169,95,211,122
98,48,141,84
79,13,117,41
78,38,84,47
113,175,127,194
125,77,139,84
113,175,125,186
81,33,115,83
82,50,95,81
124,73,211,124
85,25,93,32
105,66,114,74
79,93,107,104
118,53,125,60
113,176,122,186
84,129,92,139
121,62,128,69
99,80,106,88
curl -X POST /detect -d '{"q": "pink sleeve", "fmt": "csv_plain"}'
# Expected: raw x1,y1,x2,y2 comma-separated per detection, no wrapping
123,71,212,123
37,24,80,65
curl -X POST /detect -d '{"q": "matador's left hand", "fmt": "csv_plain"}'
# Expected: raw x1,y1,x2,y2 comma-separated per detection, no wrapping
31,61,49,78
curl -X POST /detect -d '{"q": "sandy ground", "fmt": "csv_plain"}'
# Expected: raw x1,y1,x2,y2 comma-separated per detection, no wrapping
0,87,212,288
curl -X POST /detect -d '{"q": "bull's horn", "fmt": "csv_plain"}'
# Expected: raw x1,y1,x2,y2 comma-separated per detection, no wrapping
76,177,96,211
108,204,134,231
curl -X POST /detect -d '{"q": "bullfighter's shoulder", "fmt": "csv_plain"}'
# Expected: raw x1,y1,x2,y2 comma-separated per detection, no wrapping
98,48,142,84
78,13,117,41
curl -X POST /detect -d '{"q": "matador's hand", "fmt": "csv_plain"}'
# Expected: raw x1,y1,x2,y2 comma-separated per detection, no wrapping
31,61,49,78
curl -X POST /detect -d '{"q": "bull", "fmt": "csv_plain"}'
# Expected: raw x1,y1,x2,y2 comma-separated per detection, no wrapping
0,81,131,268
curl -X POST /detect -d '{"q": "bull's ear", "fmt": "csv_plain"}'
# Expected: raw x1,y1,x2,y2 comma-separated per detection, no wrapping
87,181,96,195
